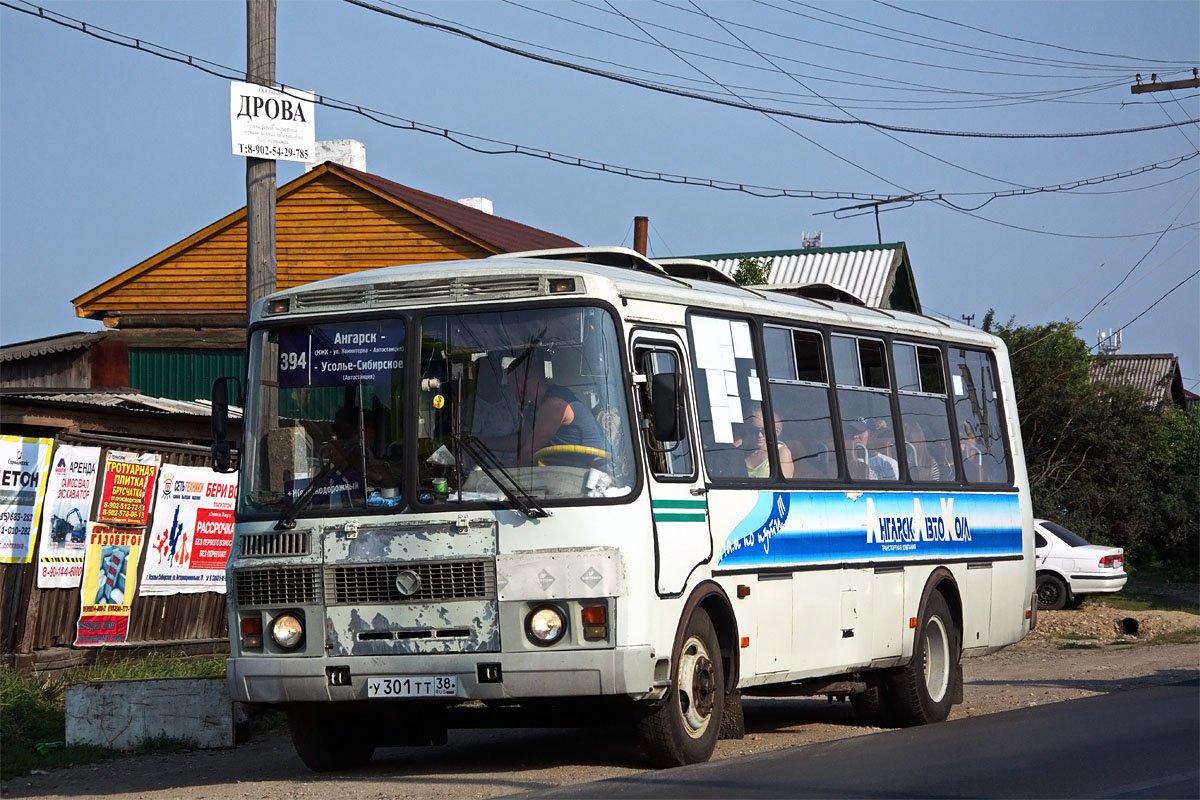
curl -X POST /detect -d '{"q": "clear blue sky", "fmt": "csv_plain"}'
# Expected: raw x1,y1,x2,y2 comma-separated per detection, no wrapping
2,1,1197,390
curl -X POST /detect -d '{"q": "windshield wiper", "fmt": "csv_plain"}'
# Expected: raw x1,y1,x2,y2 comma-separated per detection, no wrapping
455,433,548,519
274,444,346,530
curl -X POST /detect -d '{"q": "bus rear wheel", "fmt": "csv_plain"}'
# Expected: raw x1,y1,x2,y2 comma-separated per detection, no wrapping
287,705,376,772
886,592,959,727
637,608,724,767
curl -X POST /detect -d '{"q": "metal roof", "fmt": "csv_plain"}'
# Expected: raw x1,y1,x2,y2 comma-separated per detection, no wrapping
341,165,580,253
0,389,240,418
684,243,914,311
1089,354,1185,408
0,331,107,362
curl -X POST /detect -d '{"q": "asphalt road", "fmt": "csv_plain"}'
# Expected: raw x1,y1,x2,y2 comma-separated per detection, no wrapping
521,679,1200,799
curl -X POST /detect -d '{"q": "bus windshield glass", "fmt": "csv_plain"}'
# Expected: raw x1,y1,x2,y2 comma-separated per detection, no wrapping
240,319,407,518
417,305,634,505
239,305,634,519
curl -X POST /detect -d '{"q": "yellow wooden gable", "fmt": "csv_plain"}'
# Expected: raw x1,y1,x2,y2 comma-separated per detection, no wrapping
73,163,578,328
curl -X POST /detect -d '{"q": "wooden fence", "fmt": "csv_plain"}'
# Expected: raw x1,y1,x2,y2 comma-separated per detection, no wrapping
2,433,233,678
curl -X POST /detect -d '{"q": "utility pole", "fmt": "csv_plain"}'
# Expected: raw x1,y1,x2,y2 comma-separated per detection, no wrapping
961,314,975,327
1131,68,1199,94
245,0,277,320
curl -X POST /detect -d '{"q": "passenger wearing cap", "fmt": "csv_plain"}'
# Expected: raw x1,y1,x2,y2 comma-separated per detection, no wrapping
845,418,898,480
490,348,610,467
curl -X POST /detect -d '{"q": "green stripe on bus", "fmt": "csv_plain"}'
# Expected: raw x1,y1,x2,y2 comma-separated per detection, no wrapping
654,513,708,523
651,499,708,509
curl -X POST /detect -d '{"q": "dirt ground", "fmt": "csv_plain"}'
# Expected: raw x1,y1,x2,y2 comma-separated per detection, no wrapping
3,604,1197,800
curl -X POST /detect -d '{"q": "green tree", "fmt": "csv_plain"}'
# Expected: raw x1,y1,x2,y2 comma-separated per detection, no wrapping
732,256,770,286
991,317,1198,569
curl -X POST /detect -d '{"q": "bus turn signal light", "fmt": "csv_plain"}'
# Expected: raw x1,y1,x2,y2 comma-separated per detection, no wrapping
240,615,263,650
581,605,607,641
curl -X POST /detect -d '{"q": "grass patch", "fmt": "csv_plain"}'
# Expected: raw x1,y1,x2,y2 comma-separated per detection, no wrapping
0,653,226,780
1148,627,1200,645
1058,632,1098,641
1057,641,1102,650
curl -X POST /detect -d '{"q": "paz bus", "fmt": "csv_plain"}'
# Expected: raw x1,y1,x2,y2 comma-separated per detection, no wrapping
213,247,1036,771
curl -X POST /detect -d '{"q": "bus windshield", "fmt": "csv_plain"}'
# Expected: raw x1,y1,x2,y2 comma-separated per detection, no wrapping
239,305,634,519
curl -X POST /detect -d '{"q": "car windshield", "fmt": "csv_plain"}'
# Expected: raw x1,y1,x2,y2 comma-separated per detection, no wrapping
238,306,635,519
1041,520,1091,547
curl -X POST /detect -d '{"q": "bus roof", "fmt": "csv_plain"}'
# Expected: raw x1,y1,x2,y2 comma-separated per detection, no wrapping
256,250,1000,350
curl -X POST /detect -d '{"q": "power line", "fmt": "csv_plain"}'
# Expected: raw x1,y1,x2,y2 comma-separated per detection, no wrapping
870,0,1195,65
775,0,1190,72
5,0,1196,239
1087,267,1200,353
342,0,1200,139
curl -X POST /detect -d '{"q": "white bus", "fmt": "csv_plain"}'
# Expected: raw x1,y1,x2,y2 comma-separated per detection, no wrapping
215,247,1036,772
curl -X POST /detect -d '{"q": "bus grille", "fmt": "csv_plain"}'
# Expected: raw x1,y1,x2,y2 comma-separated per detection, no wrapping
293,276,544,310
239,530,311,557
234,566,322,606
326,560,496,605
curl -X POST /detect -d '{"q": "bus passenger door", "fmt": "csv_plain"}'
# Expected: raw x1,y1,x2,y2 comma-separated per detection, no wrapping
632,335,711,596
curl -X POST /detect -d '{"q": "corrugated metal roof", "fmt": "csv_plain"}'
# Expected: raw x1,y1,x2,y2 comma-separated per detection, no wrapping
2,390,240,418
0,332,107,362
340,165,581,253
1090,354,1183,407
688,244,904,309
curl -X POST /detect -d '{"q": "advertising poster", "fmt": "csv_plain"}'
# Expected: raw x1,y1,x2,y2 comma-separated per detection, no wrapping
0,435,54,564
139,465,238,596
35,445,102,588
95,451,161,526
75,523,145,646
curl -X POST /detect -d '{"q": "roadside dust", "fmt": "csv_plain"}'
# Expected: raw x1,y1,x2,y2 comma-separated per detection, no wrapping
3,606,1196,800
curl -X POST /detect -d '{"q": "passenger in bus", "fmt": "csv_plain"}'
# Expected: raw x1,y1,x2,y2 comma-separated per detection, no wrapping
905,420,948,481
744,403,794,479
845,419,898,480
492,348,610,467
960,426,983,481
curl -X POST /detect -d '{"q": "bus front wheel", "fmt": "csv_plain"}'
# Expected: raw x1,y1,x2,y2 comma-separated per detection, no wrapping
287,705,376,772
886,592,959,727
637,608,725,767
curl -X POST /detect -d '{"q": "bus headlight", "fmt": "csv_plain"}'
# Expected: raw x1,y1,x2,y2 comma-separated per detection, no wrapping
525,605,566,647
270,612,306,651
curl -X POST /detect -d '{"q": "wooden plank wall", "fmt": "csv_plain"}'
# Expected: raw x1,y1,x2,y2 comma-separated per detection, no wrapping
1,434,230,668
81,174,492,317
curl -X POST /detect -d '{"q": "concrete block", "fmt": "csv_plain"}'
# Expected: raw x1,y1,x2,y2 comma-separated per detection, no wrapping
65,677,233,750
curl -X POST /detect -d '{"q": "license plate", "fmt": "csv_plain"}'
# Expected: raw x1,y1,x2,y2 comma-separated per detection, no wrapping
367,676,458,698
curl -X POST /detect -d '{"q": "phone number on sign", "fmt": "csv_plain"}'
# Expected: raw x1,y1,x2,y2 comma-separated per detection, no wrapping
236,143,311,159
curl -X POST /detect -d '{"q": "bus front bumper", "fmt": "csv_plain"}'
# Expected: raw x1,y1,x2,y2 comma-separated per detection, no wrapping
227,646,659,704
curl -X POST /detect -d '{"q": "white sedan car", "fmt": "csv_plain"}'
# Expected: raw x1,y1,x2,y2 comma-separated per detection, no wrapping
1034,519,1127,610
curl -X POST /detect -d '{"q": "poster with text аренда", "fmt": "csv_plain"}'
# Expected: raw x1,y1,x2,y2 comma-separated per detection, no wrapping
74,523,145,646
35,444,101,588
95,451,160,526
0,435,54,564
139,465,238,596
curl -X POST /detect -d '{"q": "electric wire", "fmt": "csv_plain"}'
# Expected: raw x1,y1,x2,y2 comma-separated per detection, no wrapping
775,0,1187,71
1087,267,1200,353
342,0,1200,139
4,0,1196,241
870,0,1195,65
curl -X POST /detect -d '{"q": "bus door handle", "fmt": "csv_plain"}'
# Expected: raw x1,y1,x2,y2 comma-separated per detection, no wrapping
690,487,708,496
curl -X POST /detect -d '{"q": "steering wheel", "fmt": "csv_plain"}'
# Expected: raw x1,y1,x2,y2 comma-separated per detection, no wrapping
532,444,609,466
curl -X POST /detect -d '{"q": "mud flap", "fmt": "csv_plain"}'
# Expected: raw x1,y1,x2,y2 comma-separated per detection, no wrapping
718,690,745,739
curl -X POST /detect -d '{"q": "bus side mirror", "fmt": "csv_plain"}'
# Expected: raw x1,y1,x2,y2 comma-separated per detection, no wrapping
211,376,239,474
650,372,682,442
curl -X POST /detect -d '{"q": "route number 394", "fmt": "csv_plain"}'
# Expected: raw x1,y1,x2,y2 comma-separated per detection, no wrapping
280,351,307,370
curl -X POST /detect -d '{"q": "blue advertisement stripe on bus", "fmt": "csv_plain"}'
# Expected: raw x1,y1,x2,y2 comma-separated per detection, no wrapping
717,490,1022,568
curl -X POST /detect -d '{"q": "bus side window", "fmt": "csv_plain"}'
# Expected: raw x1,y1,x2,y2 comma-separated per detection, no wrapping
687,315,765,481
635,347,694,479
832,334,898,482
948,348,1011,484
764,326,837,480
894,342,955,483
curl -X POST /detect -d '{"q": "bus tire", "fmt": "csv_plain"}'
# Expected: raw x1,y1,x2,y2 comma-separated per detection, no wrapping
886,592,958,727
637,608,724,767
850,673,896,728
287,706,376,772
